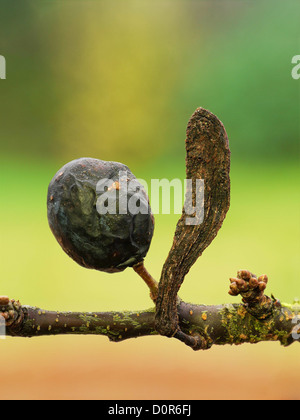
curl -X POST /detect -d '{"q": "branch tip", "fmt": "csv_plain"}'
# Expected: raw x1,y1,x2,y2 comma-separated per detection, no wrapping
229,269,275,319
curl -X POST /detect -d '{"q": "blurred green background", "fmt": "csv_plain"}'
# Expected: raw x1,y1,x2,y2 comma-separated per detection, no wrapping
0,0,299,400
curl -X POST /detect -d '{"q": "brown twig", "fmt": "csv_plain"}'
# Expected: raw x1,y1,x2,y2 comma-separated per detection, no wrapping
155,107,231,349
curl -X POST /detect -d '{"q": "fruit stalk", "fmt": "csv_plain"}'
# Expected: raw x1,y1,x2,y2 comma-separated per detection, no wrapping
133,262,159,302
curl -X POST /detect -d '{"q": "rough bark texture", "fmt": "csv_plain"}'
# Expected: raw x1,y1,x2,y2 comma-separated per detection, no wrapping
155,108,231,349
1,296,299,349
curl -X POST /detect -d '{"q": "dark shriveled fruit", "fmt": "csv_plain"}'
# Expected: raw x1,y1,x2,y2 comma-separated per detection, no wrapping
47,158,154,273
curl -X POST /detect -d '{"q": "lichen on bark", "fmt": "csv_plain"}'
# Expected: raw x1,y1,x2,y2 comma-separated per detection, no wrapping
1,296,298,349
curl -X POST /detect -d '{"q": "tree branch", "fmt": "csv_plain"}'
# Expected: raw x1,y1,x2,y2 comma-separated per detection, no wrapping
1,295,299,349
155,107,231,349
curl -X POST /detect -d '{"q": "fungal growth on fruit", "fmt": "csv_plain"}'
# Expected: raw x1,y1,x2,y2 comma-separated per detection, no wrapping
47,158,155,274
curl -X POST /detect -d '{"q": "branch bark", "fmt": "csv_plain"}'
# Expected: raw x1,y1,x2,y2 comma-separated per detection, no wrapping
155,107,231,349
1,295,299,349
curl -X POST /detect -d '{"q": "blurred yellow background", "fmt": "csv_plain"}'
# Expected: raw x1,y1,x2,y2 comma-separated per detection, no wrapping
0,0,299,400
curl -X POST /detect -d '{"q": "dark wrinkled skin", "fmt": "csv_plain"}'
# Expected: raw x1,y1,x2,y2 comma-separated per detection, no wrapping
47,158,154,273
